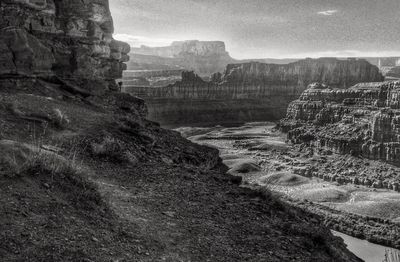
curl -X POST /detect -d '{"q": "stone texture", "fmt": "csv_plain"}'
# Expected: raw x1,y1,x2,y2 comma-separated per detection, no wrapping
280,80,400,167
0,0,130,95
125,58,384,126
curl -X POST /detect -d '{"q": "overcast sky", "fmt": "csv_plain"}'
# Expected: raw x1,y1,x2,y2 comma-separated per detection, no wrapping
109,0,400,59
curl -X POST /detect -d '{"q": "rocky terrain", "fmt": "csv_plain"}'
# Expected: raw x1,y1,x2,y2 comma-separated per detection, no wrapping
125,58,383,126
278,91,400,253
128,40,235,76
184,123,400,253
0,1,362,261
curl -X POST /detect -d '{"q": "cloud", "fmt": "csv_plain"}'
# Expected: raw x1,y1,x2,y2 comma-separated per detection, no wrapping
317,10,338,16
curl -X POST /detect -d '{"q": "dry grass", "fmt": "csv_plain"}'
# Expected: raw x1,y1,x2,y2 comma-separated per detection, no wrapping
2,141,104,209
51,108,70,129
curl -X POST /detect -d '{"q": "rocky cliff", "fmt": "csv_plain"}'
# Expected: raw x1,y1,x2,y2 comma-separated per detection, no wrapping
0,0,130,95
128,40,235,76
279,80,400,189
125,58,384,126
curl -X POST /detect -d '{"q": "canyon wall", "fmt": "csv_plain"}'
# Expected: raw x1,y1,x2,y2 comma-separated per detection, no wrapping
125,58,384,126
0,0,130,95
280,80,400,175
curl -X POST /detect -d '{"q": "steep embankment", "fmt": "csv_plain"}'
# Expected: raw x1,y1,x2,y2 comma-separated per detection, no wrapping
0,1,361,261
125,59,383,126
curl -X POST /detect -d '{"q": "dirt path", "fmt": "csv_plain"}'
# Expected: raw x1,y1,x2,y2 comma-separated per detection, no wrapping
88,160,359,262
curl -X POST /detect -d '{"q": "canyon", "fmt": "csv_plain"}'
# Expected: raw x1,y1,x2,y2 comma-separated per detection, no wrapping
185,123,400,254
125,58,384,126
0,1,362,261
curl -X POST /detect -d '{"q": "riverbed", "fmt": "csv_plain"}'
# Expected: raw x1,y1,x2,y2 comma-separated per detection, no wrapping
176,122,400,262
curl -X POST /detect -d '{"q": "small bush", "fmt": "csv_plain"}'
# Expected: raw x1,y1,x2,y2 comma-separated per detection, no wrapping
91,136,123,157
91,136,137,164
51,108,70,129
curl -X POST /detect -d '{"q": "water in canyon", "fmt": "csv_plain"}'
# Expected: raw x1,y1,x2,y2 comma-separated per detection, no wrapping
176,122,400,262
332,231,398,262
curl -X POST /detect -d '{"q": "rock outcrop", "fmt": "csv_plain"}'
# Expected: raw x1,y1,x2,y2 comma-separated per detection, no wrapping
128,40,235,76
280,80,400,189
125,58,384,126
0,0,130,95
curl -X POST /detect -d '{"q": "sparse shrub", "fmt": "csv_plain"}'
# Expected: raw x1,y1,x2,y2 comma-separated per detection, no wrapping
123,151,139,165
51,108,70,129
91,136,124,159
91,136,137,164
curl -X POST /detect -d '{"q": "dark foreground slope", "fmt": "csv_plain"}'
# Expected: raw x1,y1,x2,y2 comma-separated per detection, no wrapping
0,1,360,261
125,59,383,126
0,78,361,262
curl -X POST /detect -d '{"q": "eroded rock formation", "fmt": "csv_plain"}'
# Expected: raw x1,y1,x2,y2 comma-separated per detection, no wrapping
280,80,400,189
125,58,384,126
0,0,130,95
128,40,235,76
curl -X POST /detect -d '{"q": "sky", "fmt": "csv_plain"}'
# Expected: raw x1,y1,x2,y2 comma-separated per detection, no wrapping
109,0,400,59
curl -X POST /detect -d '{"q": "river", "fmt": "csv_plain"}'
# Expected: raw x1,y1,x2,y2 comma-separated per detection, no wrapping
332,231,399,262
177,122,400,262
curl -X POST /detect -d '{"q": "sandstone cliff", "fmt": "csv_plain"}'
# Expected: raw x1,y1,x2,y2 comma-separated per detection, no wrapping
128,40,235,76
125,58,384,126
280,80,400,190
132,40,229,58
0,0,130,95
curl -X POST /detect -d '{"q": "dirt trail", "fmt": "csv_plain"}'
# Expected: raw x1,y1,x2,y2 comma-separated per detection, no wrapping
87,160,359,262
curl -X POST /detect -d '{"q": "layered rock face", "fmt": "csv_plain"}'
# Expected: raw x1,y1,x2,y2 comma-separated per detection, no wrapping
128,40,235,76
125,58,384,126
132,40,229,58
0,0,130,95
280,81,400,189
